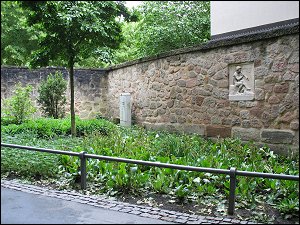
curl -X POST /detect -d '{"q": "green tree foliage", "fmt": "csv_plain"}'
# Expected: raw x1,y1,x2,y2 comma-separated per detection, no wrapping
37,72,67,119
74,47,114,68
132,1,210,58
113,21,141,64
2,82,36,124
1,1,40,66
2,1,210,67
21,1,132,136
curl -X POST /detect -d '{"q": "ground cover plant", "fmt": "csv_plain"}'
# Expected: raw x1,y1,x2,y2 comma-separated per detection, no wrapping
1,117,299,223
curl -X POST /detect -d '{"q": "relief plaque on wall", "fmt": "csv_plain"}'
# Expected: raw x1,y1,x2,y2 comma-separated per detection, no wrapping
228,63,254,101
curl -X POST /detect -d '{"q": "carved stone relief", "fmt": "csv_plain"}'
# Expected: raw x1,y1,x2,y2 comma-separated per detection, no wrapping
228,63,255,101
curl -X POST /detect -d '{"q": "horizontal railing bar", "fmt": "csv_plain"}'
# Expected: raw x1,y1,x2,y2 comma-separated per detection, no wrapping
1,143,79,157
236,170,299,181
1,143,299,181
86,154,299,180
85,153,231,174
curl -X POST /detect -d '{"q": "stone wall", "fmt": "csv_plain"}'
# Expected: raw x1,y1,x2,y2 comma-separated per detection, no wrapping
1,66,108,119
1,24,299,155
105,27,299,155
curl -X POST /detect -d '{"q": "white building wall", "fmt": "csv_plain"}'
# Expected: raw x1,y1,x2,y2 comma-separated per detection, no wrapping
211,1,299,36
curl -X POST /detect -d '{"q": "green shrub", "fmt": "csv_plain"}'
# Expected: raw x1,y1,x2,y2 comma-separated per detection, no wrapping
37,71,67,119
1,116,17,126
1,82,36,124
1,117,116,138
76,119,112,136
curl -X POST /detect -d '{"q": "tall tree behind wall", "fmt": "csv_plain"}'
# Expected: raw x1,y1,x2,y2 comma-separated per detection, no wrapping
136,1,210,58
111,1,210,64
21,1,132,137
1,1,40,66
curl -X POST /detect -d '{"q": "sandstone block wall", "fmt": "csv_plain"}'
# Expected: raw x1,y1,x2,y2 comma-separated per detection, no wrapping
1,67,108,119
106,32,299,155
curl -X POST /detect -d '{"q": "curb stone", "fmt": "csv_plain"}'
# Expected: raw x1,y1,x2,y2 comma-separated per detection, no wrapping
1,179,259,224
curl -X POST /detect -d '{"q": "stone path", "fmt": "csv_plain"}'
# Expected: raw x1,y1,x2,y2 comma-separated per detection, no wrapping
1,179,258,224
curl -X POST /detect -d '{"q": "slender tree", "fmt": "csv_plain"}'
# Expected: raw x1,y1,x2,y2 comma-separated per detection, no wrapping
21,1,132,137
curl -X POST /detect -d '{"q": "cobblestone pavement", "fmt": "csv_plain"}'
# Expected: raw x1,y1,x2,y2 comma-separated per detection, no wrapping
1,179,258,224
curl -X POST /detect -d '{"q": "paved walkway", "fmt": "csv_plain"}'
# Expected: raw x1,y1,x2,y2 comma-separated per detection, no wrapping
1,179,257,224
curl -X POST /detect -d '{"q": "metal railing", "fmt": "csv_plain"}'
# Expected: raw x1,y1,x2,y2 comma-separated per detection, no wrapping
1,142,299,215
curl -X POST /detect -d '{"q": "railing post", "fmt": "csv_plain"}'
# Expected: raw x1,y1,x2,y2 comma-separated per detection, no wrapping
79,151,87,190
228,167,237,215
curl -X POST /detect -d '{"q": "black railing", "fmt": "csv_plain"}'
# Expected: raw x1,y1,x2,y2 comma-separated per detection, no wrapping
1,142,299,215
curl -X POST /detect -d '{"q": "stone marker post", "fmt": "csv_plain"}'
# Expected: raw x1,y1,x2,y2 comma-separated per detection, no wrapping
120,93,131,127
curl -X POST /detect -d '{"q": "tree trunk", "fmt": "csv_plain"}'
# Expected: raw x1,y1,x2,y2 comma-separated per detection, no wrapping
69,58,76,137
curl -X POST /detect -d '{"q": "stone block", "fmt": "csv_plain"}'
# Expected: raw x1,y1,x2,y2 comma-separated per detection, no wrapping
283,71,297,81
213,70,227,80
168,114,176,123
268,95,281,104
232,127,260,141
240,110,250,119
289,63,299,73
167,100,174,108
186,78,200,88
177,80,186,87
142,122,205,135
271,57,288,72
250,119,262,128
157,108,166,115
195,96,204,106
187,64,194,71
279,112,295,123
274,83,289,93
177,117,186,123
206,125,231,138
189,71,197,78
255,88,265,100
217,80,229,88
254,67,269,79
261,129,294,144
290,120,299,130
181,124,205,135
249,107,263,118
211,116,222,125
231,116,241,126
242,120,251,128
